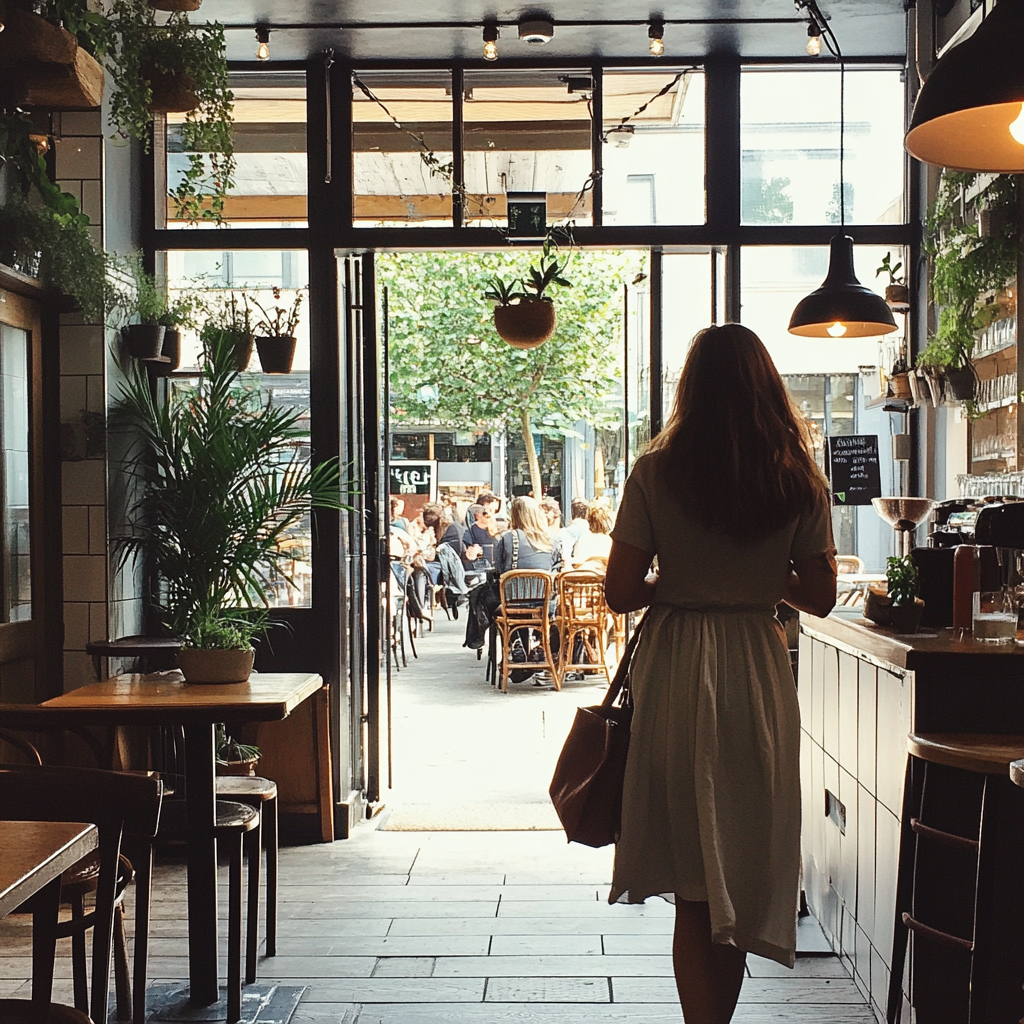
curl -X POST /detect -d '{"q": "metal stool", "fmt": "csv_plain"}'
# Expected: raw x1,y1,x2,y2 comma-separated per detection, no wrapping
888,733,1024,1024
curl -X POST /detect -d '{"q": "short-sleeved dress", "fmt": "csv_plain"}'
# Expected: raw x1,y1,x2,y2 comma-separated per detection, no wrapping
608,452,835,968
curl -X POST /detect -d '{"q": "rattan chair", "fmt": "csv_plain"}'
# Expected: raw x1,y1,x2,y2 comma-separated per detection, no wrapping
556,570,613,684
493,569,560,693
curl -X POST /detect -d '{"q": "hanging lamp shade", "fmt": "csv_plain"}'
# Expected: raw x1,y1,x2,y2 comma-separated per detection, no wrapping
788,235,898,338
905,0,1024,172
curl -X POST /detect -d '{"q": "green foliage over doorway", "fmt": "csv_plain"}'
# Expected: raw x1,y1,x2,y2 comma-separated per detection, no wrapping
380,250,643,498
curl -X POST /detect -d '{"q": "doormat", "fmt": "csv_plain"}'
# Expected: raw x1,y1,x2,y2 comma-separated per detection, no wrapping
378,802,562,831
144,982,306,1023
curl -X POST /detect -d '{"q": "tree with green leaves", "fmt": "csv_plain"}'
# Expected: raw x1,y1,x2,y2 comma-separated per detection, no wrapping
380,250,641,498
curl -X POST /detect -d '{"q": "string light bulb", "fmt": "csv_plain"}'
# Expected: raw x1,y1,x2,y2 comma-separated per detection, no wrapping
482,23,499,61
648,20,664,57
255,24,270,60
805,22,822,57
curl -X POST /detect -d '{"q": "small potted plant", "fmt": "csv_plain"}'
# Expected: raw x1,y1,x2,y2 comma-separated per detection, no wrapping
178,610,262,685
916,338,954,408
200,290,254,371
251,287,305,374
876,252,909,312
487,256,570,350
154,291,202,373
112,252,168,359
887,354,912,400
886,555,924,634
215,723,260,776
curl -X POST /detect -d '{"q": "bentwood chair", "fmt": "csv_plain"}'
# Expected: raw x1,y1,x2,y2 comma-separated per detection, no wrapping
493,570,560,693
556,570,613,684
0,764,163,1024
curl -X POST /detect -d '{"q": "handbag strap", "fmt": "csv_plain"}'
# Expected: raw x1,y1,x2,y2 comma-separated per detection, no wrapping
601,609,648,710
511,529,519,569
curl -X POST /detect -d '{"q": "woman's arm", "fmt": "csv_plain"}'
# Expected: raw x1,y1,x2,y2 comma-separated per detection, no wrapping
784,552,837,618
604,539,657,613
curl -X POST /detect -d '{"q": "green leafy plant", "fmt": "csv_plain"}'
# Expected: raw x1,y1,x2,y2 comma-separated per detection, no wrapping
215,723,259,765
200,290,253,336
925,171,1018,372
876,251,904,287
112,329,345,648
523,257,572,301
106,0,234,224
251,287,306,336
483,275,526,306
2,0,115,56
886,555,919,608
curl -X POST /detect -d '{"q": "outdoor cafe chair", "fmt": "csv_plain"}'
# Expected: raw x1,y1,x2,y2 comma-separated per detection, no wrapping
556,570,614,685
493,570,560,693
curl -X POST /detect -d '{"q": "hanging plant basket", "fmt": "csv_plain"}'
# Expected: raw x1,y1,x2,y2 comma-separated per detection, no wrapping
946,365,976,401
256,335,297,374
885,284,910,313
123,323,166,360
148,0,202,10
144,68,198,113
147,327,181,377
889,372,913,400
493,299,557,350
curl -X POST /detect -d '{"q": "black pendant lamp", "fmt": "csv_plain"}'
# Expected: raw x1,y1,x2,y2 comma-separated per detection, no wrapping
788,14,897,340
905,0,1024,172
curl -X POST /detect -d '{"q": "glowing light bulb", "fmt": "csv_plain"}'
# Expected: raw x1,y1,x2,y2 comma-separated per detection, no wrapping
805,24,822,57
826,321,847,338
648,22,664,57
1010,102,1024,145
255,26,270,60
256,40,270,59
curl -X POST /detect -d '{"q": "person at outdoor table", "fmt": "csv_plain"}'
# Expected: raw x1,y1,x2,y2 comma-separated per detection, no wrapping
463,503,496,569
538,496,562,538
494,496,562,574
602,323,836,1024
423,503,484,573
572,502,613,573
390,496,410,532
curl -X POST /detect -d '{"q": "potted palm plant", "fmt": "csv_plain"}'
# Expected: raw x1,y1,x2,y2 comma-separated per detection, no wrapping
215,724,260,776
487,256,570,350
252,287,305,374
113,329,344,683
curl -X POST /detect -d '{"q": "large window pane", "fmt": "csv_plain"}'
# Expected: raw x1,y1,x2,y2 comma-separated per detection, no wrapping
0,325,31,622
462,69,594,229
602,70,705,225
164,72,307,230
353,71,453,228
741,68,905,226
661,253,714,413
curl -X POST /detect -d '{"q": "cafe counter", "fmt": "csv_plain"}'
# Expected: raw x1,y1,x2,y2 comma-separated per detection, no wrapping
797,611,1024,1022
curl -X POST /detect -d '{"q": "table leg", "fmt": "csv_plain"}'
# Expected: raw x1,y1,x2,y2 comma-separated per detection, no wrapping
184,722,219,1005
30,874,61,1011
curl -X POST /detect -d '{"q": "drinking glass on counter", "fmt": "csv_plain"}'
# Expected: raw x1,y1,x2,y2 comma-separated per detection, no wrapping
972,590,1016,643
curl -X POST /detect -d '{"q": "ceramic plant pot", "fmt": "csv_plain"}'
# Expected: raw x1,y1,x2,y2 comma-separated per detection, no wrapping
216,756,259,777
177,647,254,684
946,365,976,402
889,372,913,400
256,335,297,374
493,299,557,349
885,284,910,312
123,323,166,360
888,598,925,635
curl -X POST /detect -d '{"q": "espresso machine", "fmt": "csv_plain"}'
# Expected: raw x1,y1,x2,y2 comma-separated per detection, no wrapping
973,500,1024,588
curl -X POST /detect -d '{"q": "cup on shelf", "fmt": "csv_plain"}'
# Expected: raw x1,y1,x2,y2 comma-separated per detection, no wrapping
972,589,1016,643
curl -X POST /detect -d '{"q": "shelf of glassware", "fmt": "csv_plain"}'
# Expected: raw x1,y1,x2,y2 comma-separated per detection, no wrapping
969,312,1019,471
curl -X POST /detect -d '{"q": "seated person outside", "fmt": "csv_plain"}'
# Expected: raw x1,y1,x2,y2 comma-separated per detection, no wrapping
571,502,613,573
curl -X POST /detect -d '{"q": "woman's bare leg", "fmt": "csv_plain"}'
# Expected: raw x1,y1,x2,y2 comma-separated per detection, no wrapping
672,899,747,1023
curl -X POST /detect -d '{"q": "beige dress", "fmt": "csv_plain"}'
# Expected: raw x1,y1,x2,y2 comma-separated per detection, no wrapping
608,453,834,968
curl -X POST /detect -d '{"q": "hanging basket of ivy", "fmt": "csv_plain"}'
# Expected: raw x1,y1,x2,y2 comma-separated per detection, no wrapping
485,257,570,350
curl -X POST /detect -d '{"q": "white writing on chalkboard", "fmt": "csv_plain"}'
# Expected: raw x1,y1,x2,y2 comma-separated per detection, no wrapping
826,435,882,506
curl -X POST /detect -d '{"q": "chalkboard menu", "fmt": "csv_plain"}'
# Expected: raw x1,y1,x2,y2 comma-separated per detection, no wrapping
389,461,436,499
826,435,882,506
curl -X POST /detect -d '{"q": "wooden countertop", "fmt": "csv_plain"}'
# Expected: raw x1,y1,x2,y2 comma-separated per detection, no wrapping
801,612,1024,676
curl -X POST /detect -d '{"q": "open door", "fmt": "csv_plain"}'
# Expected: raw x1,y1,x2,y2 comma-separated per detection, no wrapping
0,269,61,702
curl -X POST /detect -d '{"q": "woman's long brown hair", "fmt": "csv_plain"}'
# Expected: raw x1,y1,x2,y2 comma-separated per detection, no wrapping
646,323,829,543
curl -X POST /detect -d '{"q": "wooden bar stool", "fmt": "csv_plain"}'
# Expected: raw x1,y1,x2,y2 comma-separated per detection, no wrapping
888,733,1024,1024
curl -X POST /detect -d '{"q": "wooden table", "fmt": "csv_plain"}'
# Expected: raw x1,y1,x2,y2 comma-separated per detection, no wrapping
43,672,322,1007
0,820,99,1011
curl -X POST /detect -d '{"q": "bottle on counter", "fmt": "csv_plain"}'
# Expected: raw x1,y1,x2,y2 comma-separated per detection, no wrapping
953,544,979,632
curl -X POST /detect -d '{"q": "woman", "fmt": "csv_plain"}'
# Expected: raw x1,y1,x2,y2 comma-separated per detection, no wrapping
604,324,836,1024
495,495,562,574
571,502,613,572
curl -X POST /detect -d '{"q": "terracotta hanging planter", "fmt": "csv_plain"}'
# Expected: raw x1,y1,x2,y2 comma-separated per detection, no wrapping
885,284,910,313
493,299,557,350
144,68,198,113
256,335,297,374
177,647,254,684
889,371,913,400
123,323,166,360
